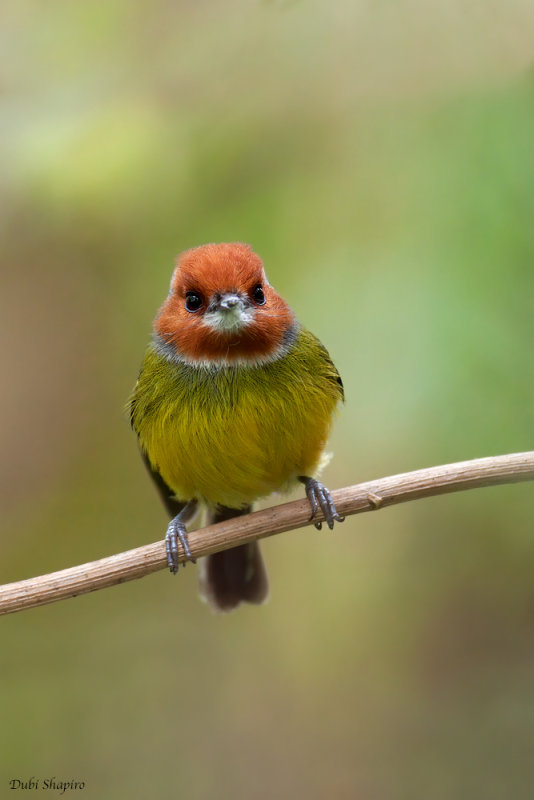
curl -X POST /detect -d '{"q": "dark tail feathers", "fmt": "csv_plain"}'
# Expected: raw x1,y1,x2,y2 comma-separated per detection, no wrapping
199,506,268,613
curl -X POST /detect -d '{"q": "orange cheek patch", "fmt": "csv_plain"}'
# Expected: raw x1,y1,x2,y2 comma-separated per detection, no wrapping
155,291,294,364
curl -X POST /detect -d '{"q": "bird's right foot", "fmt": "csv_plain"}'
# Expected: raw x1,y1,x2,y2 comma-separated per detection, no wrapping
165,499,198,573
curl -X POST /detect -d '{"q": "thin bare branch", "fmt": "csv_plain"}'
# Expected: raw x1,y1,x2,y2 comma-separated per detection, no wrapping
1,452,533,616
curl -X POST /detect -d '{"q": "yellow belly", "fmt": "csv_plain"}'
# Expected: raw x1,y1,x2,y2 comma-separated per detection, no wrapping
153,389,328,507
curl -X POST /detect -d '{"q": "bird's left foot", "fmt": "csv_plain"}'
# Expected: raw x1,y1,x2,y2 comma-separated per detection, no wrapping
299,476,345,530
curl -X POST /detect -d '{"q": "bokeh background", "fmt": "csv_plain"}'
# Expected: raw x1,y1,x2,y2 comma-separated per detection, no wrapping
2,1,534,798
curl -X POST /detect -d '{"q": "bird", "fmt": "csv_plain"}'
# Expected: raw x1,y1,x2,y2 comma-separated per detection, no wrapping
129,242,344,612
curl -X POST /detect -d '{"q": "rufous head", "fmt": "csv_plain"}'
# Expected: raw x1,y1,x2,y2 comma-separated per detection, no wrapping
154,243,296,366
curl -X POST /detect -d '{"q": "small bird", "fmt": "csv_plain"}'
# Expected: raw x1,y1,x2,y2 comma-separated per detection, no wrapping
129,243,344,612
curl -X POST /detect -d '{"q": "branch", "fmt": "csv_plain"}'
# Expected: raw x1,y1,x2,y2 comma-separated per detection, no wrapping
1,452,533,616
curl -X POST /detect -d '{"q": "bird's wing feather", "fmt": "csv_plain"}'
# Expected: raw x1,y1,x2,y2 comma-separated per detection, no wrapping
311,334,344,402
129,373,186,519
140,450,187,520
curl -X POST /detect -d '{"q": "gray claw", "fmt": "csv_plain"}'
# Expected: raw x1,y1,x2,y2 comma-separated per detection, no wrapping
165,516,196,574
301,477,344,531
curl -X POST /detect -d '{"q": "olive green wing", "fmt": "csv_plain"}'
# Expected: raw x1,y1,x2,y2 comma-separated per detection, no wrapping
129,372,186,521
326,354,344,402
140,450,186,520
306,330,344,403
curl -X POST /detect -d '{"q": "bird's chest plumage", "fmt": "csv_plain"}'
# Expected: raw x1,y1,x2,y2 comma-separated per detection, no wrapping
132,337,340,508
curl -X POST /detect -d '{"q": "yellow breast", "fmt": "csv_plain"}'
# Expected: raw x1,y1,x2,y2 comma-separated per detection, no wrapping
130,329,342,508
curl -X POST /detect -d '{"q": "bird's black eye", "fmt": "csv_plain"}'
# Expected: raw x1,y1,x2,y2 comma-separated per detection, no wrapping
252,285,266,305
185,292,203,312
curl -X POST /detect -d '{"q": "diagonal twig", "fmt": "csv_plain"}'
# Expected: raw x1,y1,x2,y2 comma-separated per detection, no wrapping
1,451,533,616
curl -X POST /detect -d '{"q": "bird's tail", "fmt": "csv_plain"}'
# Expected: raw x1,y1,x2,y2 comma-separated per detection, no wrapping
198,505,269,612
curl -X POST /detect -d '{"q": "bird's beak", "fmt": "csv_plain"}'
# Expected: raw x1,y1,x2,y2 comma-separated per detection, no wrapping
218,293,244,312
205,292,252,333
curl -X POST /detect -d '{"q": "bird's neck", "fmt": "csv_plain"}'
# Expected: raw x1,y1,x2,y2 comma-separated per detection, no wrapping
152,322,299,369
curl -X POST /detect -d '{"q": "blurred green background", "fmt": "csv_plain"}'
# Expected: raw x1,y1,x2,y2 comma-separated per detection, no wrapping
1,1,534,798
